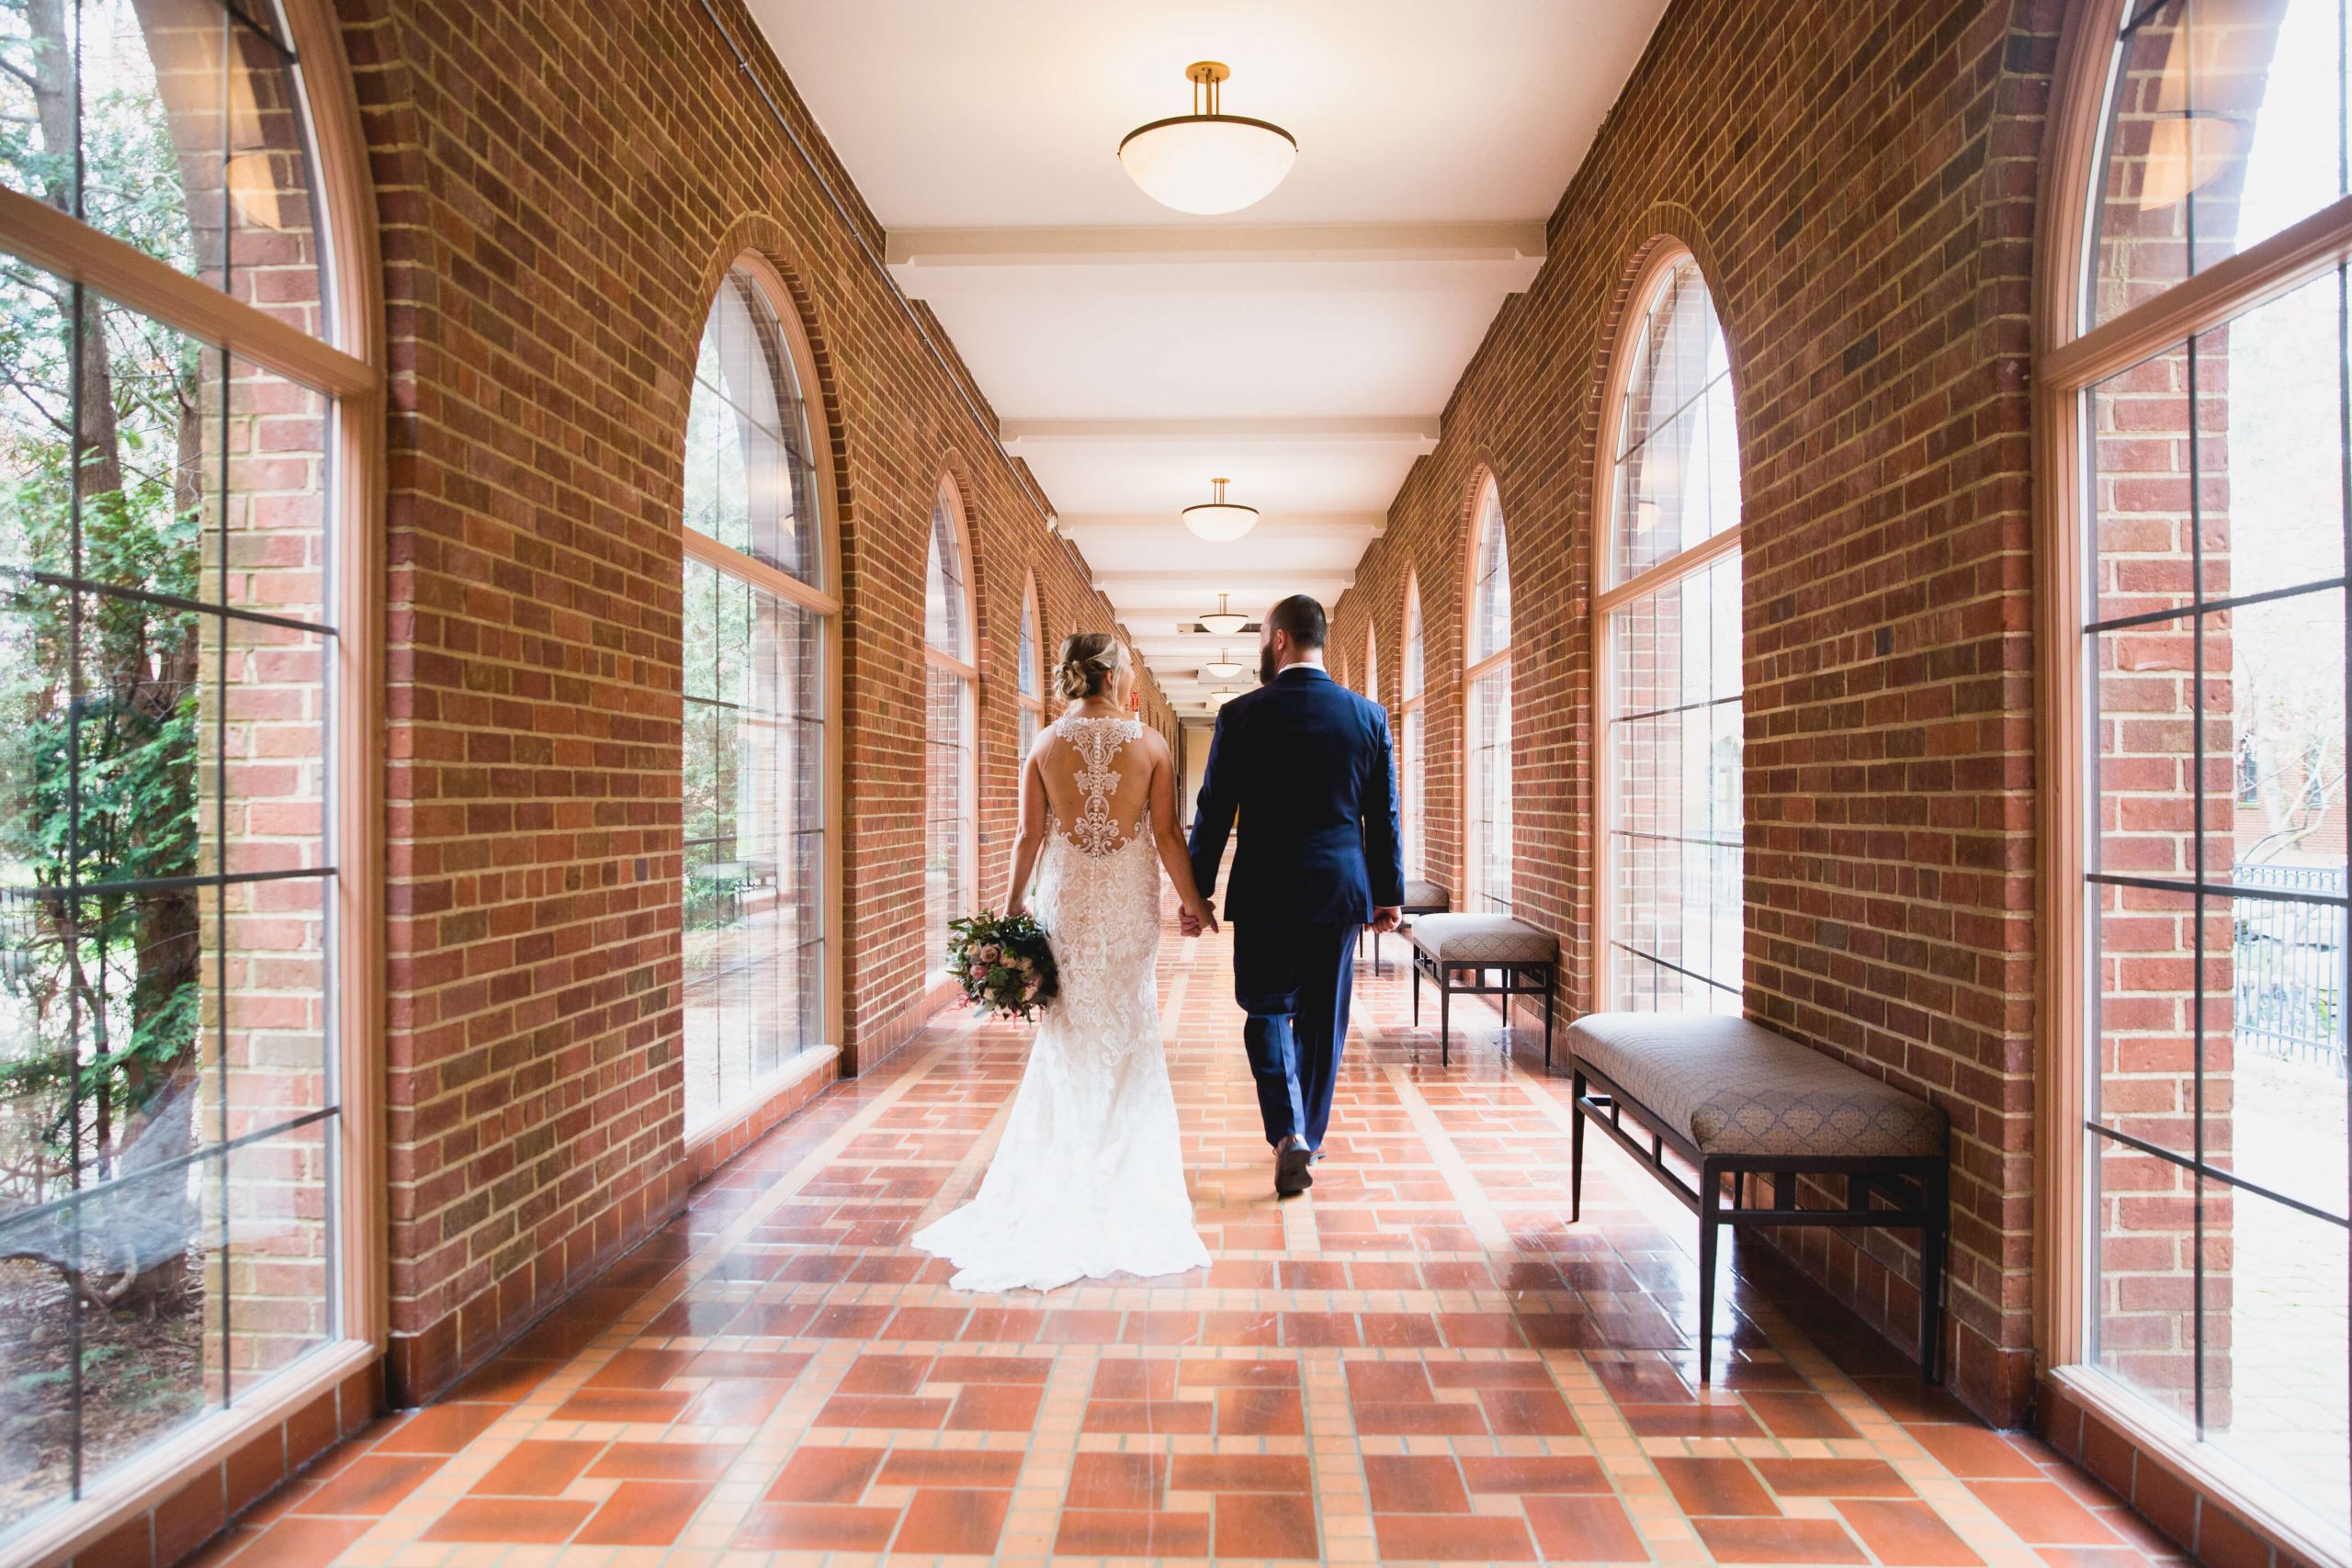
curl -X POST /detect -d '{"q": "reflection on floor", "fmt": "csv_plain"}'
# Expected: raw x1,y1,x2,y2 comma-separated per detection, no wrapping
194,915,2188,1567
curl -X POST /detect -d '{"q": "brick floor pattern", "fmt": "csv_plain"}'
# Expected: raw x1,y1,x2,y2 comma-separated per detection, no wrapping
192,917,2188,1568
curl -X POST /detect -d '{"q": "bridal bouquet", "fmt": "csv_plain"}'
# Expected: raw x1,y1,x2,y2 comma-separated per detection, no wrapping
946,910,1059,1021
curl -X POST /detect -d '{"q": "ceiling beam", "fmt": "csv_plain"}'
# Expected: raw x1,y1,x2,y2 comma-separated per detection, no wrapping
888,220,1546,275
1001,416,1441,455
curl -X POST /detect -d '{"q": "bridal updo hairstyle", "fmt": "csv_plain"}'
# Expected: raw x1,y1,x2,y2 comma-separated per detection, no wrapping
1057,631,1126,701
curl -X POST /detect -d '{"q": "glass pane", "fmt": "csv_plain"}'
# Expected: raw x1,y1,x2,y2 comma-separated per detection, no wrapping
1018,597,1037,700
2092,880,2214,1160
1402,599,1423,698
2093,615,2209,884
2212,889,2348,1220
692,271,820,588
2093,0,2352,327
76,1156,216,1485
2204,1183,2350,1534
2087,344,2200,626
2218,590,2346,890
1471,493,1510,662
210,357,330,626
1610,551,1743,1010
2089,1129,2201,1421
0,1200,77,1531
1611,259,1739,586
2196,267,2349,604
925,492,967,660
925,664,969,964
0,0,324,324
1469,664,1510,913
209,871,331,1140
1400,705,1423,878
221,1116,336,1382
682,564,825,1137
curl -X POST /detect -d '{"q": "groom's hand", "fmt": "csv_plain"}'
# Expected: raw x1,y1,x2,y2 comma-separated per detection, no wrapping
1371,906,1402,934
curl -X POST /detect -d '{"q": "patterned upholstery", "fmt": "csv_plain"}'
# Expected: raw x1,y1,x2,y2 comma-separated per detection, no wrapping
1566,1011,1946,1159
1409,914,1557,964
1402,880,1450,912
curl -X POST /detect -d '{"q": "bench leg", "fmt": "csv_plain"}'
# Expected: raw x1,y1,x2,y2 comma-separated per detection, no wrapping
1698,1159,1724,1382
1440,974,1451,1067
1569,1071,1588,1223
1412,960,1420,1026
1919,1161,1949,1383
1542,964,1555,1076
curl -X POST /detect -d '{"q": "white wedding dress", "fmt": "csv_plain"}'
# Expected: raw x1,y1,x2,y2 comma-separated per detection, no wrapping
912,716,1211,1292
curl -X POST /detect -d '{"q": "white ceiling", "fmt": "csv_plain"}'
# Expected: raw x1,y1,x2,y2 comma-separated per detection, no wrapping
749,0,1669,716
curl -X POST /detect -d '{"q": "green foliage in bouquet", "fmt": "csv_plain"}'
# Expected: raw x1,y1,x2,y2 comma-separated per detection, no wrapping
946,910,1059,1022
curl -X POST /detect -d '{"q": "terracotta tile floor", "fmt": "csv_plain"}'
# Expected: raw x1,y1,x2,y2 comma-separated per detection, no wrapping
196,917,2188,1568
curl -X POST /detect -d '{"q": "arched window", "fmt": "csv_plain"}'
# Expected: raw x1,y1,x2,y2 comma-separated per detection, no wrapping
924,482,978,978
2045,0,2351,1540
1400,577,1428,878
1464,481,1513,913
1595,250,1743,1014
680,259,836,1143
1017,572,1045,755
1365,625,1380,707
0,0,379,1544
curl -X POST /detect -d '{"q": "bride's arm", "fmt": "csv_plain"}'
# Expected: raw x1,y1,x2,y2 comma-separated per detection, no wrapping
1003,749,1048,919
1147,736,1218,932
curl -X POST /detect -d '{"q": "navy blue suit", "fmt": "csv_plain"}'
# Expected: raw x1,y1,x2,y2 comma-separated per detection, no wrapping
1188,665,1405,1150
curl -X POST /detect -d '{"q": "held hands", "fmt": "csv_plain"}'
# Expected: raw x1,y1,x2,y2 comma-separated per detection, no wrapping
1370,906,1402,934
1180,899,1219,937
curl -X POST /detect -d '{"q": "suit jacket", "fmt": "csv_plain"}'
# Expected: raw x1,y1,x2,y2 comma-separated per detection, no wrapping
1188,664,1406,925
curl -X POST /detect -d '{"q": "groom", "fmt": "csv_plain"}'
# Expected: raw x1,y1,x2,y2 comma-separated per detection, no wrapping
1182,595,1404,1197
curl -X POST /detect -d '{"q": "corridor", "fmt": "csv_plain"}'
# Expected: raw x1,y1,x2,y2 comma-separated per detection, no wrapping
190,934,2175,1568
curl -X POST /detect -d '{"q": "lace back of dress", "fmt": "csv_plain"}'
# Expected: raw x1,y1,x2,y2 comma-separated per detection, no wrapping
1053,716,1148,857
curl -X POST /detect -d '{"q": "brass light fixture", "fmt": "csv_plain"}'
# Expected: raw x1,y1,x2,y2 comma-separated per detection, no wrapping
1200,647,1247,680
1196,592,1249,637
1206,687,1240,710
1118,62,1297,216
1182,477,1259,543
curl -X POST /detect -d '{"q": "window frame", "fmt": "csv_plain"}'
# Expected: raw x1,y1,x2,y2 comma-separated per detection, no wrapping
2033,2,2352,1558
675,249,843,1151
1589,241,1747,1012
1462,475,1513,913
1400,572,1427,878
923,476,979,998
1017,569,1045,754
0,0,387,1559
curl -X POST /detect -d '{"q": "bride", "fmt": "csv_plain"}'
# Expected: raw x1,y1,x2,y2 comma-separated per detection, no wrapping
912,632,1217,1292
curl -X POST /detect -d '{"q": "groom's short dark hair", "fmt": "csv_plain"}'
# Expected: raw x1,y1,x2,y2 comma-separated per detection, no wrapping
1266,594,1327,649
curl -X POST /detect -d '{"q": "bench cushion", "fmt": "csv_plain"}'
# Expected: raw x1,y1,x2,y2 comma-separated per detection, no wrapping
1409,914,1557,964
1402,879,1450,912
1566,1011,1946,1159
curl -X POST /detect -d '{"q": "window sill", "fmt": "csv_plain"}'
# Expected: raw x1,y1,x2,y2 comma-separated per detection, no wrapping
2047,1364,2350,1568
10,1337,379,1568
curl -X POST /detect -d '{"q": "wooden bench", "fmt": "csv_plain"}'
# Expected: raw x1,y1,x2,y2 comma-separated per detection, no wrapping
1566,1012,1950,1382
1408,914,1557,1070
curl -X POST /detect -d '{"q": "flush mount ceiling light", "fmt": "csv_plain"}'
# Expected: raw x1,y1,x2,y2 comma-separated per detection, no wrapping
1196,592,1250,637
1182,477,1259,543
1199,647,1247,680
1118,62,1297,216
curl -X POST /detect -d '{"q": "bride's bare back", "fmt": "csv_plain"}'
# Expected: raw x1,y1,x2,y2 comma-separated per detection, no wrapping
1034,716,1162,852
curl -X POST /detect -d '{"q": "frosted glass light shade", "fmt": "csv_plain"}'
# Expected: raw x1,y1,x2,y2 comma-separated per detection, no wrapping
1182,500,1260,541
1119,115,1296,215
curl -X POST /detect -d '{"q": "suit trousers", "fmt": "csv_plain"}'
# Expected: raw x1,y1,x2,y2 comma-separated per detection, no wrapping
1232,919,1357,1150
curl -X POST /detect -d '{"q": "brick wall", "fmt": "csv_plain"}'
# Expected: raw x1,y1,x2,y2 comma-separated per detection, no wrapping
335,0,1169,1403
1329,0,2064,1424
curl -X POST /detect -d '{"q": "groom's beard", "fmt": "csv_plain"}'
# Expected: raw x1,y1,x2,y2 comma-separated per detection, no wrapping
1258,645,1279,684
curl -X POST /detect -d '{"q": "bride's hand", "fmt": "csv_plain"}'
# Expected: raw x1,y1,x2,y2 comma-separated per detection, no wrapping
1005,897,1028,920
